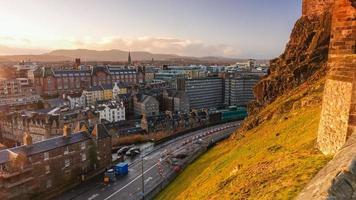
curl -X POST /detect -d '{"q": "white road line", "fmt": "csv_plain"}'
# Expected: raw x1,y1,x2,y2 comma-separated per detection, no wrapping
104,123,239,200
144,177,153,184
103,162,160,200
88,193,99,200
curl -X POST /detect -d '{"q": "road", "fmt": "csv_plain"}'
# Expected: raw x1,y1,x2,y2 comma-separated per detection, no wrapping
54,121,241,200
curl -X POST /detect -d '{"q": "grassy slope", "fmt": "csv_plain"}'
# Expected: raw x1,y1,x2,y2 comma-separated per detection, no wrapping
156,80,331,200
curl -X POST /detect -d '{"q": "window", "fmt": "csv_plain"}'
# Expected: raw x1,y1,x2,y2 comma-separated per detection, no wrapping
65,159,70,168
46,179,52,188
44,152,49,161
64,146,69,155
45,165,50,174
81,153,86,161
80,142,86,150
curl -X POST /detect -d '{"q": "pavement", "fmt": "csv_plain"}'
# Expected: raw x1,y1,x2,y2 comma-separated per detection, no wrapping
54,121,241,200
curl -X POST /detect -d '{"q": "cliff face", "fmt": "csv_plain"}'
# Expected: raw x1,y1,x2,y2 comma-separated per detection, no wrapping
244,1,333,130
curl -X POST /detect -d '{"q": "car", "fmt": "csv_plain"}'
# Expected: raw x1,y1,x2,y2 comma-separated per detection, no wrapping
117,146,131,155
125,147,141,157
173,153,188,159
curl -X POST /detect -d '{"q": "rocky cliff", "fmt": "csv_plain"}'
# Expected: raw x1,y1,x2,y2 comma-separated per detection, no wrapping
243,1,333,131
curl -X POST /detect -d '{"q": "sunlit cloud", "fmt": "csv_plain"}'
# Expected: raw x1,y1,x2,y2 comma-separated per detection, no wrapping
0,35,242,57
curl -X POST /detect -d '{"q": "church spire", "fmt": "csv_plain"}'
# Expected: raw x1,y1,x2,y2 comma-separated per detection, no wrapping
128,51,132,66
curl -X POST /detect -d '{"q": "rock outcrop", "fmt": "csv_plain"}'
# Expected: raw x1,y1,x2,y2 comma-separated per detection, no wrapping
253,2,332,108
242,0,333,131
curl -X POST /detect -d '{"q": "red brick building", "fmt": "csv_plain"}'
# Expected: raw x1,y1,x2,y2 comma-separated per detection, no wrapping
34,65,143,96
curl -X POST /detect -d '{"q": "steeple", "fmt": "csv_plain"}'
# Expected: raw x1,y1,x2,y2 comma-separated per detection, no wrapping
128,51,132,66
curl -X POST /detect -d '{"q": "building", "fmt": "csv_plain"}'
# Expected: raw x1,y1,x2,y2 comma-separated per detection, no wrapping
143,67,157,83
83,86,104,106
112,82,127,98
102,84,114,100
154,70,185,89
97,101,125,123
0,78,35,98
33,65,139,96
133,95,159,117
66,93,86,109
177,77,223,109
0,78,41,108
0,108,99,145
224,72,264,106
162,89,190,113
0,124,111,200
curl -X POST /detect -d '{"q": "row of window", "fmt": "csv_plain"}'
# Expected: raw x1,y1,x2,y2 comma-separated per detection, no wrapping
43,142,86,161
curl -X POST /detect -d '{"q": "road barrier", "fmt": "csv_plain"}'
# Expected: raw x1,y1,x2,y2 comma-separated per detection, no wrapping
128,129,233,200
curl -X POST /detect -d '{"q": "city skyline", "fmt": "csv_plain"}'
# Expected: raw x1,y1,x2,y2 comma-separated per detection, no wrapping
0,0,301,59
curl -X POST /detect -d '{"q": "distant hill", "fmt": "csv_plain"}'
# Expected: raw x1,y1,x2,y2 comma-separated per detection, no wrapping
0,49,269,64
45,49,181,62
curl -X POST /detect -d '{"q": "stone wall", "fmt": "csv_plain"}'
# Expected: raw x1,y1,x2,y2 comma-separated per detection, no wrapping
302,0,333,17
297,134,356,199
317,0,356,155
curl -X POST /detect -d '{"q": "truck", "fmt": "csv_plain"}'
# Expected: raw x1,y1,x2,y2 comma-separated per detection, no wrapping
114,162,129,176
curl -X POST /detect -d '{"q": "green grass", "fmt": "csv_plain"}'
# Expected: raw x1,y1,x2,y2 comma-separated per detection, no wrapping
156,81,331,200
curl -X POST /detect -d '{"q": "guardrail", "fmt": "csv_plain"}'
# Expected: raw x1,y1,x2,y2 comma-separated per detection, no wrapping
127,129,234,200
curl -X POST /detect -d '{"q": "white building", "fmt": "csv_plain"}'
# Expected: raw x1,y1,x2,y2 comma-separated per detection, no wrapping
66,93,86,109
97,101,125,123
112,82,120,98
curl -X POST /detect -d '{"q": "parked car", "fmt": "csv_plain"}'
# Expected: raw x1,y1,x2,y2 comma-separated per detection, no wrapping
117,146,131,155
125,147,141,157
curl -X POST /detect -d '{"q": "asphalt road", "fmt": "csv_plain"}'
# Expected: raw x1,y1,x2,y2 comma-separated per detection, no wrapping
54,121,241,200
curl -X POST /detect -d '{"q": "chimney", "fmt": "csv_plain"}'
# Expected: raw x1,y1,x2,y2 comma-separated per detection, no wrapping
23,132,33,146
63,125,71,137
75,58,81,69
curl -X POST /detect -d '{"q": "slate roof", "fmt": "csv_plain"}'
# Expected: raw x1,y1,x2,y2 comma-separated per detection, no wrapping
0,123,110,164
0,132,90,164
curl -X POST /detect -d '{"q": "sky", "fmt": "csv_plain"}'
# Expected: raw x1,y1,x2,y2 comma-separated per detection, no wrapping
0,0,301,59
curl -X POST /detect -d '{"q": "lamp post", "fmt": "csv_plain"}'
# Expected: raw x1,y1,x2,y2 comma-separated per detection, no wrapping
141,156,145,200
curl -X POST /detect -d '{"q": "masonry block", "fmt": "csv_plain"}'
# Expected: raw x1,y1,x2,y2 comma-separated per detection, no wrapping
317,0,356,155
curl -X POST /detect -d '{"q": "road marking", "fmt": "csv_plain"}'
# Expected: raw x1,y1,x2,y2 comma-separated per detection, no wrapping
103,122,240,200
103,162,160,200
144,177,153,184
88,193,99,200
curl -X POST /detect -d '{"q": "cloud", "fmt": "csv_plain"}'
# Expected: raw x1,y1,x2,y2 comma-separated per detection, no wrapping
0,45,47,55
77,36,241,57
0,35,242,57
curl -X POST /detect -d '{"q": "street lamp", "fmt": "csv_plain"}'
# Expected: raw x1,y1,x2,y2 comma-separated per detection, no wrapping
141,155,145,200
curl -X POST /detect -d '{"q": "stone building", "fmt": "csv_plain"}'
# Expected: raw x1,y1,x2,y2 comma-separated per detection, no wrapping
0,124,111,200
162,89,190,113
0,108,98,145
133,94,159,117
317,0,356,155
0,78,35,98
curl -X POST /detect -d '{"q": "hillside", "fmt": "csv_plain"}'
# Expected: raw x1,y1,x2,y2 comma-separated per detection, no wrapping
45,49,180,61
156,1,334,199
0,49,264,63
156,78,331,200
